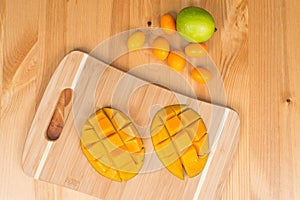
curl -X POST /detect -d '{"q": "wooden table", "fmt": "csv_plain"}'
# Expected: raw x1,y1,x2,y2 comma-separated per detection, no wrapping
1,0,299,199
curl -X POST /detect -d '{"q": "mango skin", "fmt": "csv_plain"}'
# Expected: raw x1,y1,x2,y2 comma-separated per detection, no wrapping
150,105,209,179
81,108,144,182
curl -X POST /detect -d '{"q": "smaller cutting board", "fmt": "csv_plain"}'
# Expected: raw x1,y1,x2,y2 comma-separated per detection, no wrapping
22,51,240,200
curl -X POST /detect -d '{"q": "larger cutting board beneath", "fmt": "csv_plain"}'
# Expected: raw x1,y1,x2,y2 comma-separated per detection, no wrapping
22,51,240,199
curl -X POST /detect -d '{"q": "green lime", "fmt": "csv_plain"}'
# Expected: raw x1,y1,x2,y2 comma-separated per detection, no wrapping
176,7,215,43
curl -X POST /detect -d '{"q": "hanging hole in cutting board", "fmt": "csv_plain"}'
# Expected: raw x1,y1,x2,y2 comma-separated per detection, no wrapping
46,88,73,141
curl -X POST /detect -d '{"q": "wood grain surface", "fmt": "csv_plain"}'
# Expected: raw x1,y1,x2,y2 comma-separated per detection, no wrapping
0,0,299,200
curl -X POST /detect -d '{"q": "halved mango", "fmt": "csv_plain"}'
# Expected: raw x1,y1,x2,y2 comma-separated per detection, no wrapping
81,107,144,181
151,104,209,179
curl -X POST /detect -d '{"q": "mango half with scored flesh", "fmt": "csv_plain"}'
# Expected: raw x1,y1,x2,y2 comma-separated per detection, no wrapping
150,105,209,179
80,108,144,181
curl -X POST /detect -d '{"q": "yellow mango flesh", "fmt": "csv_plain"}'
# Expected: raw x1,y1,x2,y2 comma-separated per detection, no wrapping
180,147,208,178
167,159,184,180
81,108,144,181
193,134,209,155
81,145,121,182
151,105,209,179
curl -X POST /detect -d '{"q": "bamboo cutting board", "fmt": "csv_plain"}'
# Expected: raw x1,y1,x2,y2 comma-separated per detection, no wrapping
22,51,240,199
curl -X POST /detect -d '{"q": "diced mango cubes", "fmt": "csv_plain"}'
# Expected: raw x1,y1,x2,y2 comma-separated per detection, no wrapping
81,107,144,182
180,147,207,178
151,125,169,145
164,116,182,136
172,130,193,155
81,105,209,181
193,134,209,155
150,104,209,179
